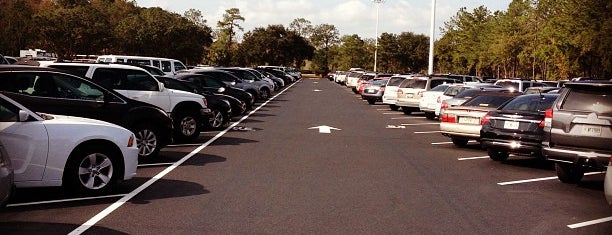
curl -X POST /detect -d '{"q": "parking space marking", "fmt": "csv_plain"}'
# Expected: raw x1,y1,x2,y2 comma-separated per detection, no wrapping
414,130,442,134
391,117,425,120
457,156,489,161
383,112,404,115
568,216,612,229
69,79,302,235
376,108,390,111
401,123,439,126
138,162,175,167
497,172,603,185
431,140,478,145
7,194,127,208
166,143,206,147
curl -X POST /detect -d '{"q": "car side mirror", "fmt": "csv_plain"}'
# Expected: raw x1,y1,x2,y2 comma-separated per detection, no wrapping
217,87,225,93
230,81,236,86
18,110,29,122
159,82,165,91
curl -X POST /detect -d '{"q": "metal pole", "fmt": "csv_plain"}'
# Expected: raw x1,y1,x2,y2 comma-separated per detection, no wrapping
372,0,385,72
428,0,436,75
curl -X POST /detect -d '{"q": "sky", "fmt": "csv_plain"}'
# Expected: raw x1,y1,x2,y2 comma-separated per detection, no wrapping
135,0,512,40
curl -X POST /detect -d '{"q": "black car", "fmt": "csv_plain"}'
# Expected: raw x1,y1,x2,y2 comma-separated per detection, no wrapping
480,94,559,161
0,65,173,158
175,73,255,111
156,76,234,130
255,67,294,84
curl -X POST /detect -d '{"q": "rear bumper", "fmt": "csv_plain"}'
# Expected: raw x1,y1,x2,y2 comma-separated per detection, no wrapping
542,144,611,169
481,138,542,155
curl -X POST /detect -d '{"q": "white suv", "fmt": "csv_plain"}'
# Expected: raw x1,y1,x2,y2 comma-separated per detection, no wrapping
44,63,212,141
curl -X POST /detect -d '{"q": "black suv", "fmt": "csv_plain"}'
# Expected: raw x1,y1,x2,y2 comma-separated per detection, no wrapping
542,81,612,183
0,65,173,158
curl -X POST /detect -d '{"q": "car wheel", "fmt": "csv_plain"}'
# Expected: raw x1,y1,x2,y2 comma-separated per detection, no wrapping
425,112,436,120
451,137,469,147
174,110,201,142
260,88,270,100
402,107,412,115
133,124,160,158
367,99,376,105
390,105,399,111
207,109,226,130
64,146,119,194
555,163,584,183
488,149,509,161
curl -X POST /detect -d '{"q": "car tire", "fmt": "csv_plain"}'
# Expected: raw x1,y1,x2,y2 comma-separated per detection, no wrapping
64,145,119,194
260,88,270,100
390,105,399,111
174,110,201,142
402,107,412,115
425,112,436,120
367,99,376,105
488,149,509,161
555,163,584,183
451,137,469,147
207,108,226,130
133,123,161,158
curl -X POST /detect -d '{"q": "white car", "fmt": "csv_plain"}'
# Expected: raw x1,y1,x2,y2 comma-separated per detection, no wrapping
606,159,612,205
418,84,451,119
397,76,459,114
382,75,413,111
0,94,138,193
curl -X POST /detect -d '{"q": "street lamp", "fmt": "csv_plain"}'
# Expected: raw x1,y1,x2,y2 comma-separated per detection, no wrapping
372,0,385,73
428,0,436,75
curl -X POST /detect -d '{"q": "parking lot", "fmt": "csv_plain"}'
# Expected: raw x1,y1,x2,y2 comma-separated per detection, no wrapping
1,78,611,234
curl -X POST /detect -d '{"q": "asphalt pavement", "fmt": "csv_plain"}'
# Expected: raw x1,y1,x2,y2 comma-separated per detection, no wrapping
1,78,611,234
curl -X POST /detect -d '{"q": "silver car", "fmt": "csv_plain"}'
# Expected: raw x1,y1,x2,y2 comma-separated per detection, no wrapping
0,139,14,208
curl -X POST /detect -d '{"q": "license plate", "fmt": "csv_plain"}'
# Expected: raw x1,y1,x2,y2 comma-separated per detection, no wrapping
582,125,602,136
366,89,375,93
503,121,519,130
406,94,413,98
458,117,480,125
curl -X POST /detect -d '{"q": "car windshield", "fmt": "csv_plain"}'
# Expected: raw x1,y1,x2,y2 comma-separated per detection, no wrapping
430,84,449,92
444,86,469,96
500,95,558,112
462,95,516,108
371,80,387,86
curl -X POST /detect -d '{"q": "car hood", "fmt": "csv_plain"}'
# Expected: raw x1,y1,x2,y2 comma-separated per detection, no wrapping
40,113,123,128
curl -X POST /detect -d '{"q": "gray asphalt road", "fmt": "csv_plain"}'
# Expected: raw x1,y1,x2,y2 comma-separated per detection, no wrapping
1,78,611,234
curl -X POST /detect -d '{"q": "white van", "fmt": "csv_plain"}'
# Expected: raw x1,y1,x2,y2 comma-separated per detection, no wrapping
96,55,187,78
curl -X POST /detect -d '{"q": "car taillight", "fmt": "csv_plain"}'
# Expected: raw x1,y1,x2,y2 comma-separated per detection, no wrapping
380,87,385,92
417,91,424,98
542,108,553,128
127,134,135,147
481,113,492,125
441,114,456,123
397,89,403,95
202,98,208,107
441,101,449,111
437,96,441,103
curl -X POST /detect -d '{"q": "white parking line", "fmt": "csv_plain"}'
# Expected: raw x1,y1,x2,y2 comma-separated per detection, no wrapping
431,140,478,145
458,156,489,161
69,79,302,235
391,117,425,120
383,112,404,115
414,130,442,134
138,162,174,167
401,123,439,126
568,216,612,228
7,194,127,208
497,172,604,185
166,143,205,147
376,108,390,111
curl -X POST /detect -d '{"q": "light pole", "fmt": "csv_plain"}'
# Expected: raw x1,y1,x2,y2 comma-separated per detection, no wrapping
428,0,436,75
372,0,385,72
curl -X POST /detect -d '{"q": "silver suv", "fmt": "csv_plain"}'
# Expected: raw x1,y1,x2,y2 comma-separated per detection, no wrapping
542,81,612,183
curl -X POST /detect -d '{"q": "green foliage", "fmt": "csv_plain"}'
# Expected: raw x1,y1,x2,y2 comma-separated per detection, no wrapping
238,25,314,67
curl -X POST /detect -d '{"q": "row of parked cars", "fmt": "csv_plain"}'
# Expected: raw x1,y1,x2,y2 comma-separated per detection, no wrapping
328,70,612,204
0,54,301,206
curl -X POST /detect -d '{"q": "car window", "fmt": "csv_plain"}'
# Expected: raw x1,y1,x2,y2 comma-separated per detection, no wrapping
152,60,160,68
124,69,159,91
401,79,427,89
430,83,450,91
371,80,387,86
202,76,223,88
174,61,186,71
387,77,405,86
91,68,122,89
0,72,37,94
462,95,516,108
51,73,105,101
48,65,89,77
495,81,520,90
161,61,171,72
561,89,612,115
0,98,19,122
501,95,557,112
444,86,468,96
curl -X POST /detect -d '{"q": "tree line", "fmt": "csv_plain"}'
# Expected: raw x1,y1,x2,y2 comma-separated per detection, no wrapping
0,0,609,79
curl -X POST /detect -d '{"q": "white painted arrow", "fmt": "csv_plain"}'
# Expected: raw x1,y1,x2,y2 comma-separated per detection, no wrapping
308,125,341,133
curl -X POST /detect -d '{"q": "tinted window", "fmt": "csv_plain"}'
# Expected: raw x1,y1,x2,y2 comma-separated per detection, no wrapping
444,86,469,96
387,77,405,86
372,80,387,86
462,95,516,108
161,61,171,72
48,65,89,77
174,61,186,71
51,73,105,101
202,76,223,88
430,84,450,92
561,89,612,115
501,95,558,112
0,98,19,122
495,81,520,90
124,69,159,91
400,79,427,89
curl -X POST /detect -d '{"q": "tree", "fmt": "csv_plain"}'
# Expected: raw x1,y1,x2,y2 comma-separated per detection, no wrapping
239,25,313,67
0,0,36,56
288,18,313,39
310,24,340,74
212,8,245,66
